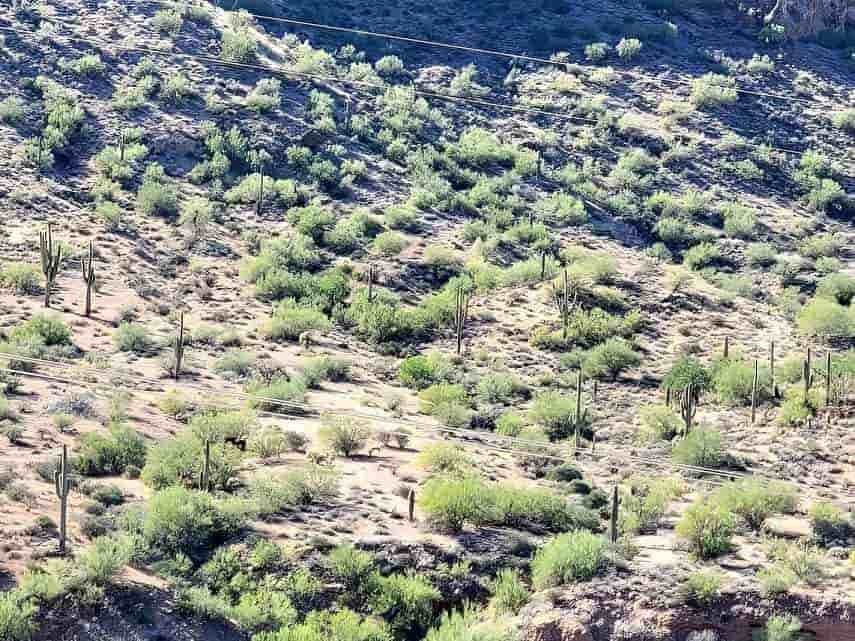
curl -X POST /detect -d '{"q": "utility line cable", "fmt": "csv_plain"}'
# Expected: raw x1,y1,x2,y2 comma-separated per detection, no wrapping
164,0,829,106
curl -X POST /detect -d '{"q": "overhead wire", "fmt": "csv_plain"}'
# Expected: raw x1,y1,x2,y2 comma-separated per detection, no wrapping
3,351,854,502
0,23,814,157
162,0,828,107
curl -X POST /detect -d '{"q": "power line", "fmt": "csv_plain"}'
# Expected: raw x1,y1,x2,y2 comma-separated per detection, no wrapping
0,24,810,157
4,351,854,502
171,0,827,107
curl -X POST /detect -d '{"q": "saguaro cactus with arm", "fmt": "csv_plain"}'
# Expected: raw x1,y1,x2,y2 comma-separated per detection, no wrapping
81,240,96,317
40,223,63,308
54,444,72,554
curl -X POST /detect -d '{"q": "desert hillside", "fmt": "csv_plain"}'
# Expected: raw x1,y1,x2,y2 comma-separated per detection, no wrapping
0,1,854,640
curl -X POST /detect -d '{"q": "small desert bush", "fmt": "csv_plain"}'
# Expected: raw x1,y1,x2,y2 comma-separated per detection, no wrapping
809,501,851,546
261,300,331,342
616,37,643,59
712,358,771,406
113,322,154,354
11,313,72,346
327,544,375,607
0,263,40,294
582,338,641,381
318,415,371,457
74,423,147,476
684,569,723,605
247,376,307,410
398,352,454,390
638,404,683,442
691,73,738,108
713,479,796,531
797,297,853,339
531,530,610,589
676,497,736,559
416,443,473,477
369,571,440,637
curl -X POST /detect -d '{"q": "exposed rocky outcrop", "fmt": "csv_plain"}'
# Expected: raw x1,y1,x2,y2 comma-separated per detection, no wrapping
761,0,855,38
518,576,855,641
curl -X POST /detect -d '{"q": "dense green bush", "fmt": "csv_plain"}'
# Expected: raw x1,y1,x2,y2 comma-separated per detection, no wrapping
797,297,853,338
489,568,529,615
761,615,801,641
142,431,242,490
816,272,855,306
416,443,473,477
134,486,245,559
582,338,641,380
74,423,147,476
531,530,610,589
618,477,683,536
418,476,496,531
721,203,757,239
713,479,796,531
637,404,683,442
302,356,351,389
0,263,41,295
369,571,440,637
530,391,588,441
113,322,154,353
11,314,72,346
247,376,307,410
262,300,331,341
0,589,37,640
616,37,643,59
662,356,712,394
809,501,851,546
683,242,721,271
712,358,771,406
249,466,340,515
690,73,737,108
671,427,723,468
327,544,375,607
676,497,735,559
255,608,390,641
137,163,179,216
398,352,454,390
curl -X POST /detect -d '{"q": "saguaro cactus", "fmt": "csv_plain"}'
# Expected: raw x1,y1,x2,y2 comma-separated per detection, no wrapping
200,439,211,492
770,340,777,399
554,269,578,341
573,369,588,449
803,358,813,402
173,312,185,380
751,359,759,424
40,223,63,308
81,240,96,317
408,488,416,522
610,486,619,544
255,156,265,216
723,336,730,359
681,383,697,433
365,264,376,302
54,444,72,554
826,352,833,408
454,284,470,357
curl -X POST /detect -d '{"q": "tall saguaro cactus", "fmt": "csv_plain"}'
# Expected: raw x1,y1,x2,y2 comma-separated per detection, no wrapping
610,486,619,544
54,444,72,554
81,240,96,317
573,369,588,449
825,352,833,408
255,156,265,216
40,223,63,308
681,383,697,433
200,439,211,492
173,312,185,380
750,359,759,424
454,284,470,357
554,269,578,341
770,340,777,399
365,264,376,303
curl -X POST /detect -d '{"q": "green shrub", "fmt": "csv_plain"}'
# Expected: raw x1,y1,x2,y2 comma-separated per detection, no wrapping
757,566,797,596
530,391,587,441
721,203,757,239
137,164,179,216
113,322,154,353
797,297,853,338
425,604,509,641
618,477,683,536
778,386,821,426
0,263,40,295
318,415,371,457
369,571,439,637
416,443,472,477
676,498,735,559
261,300,331,341
372,231,408,257
662,356,711,394
495,412,525,437
327,545,375,607
214,350,256,378
746,243,778,267
761,615,801,641
531,530,610,589
691,73,738,108
247,376,307,410
246,78,281,113
137,486,245,558
809,501,851,546
816,272,855,306
582,338,641,381
832,108,855,133
585,42,610,61
713,479,796,531
0,96,25,124
302,356,351,389
489,568,529,615
683,242,720,271
616,37,643,59
77,534,132,585
638,404,683,442
712,358,771,406
249,466,340,515
398,352,454,390
385,204,421,231
152,9,183,35
11,314,72,346
684,569,723,605
69,54,105,77
476,373,525,404
418,476,496,531
142,432,242,490
221,20,257,62
418,383,467,414
75,423,147,476
254,608,390,641
671,427,723,468
0,590,37,641
492,485,599,532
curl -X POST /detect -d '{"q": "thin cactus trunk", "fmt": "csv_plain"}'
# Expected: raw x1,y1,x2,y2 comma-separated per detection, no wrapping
751,358,759,424
366,264,376,302
54,444,71,554
201,439,211,492
119,130,127,162
826,351,832,408
610,486,619,544
723,336,730,359
803,359,812,402
574,369,583,450
81,240,96,317
408,488,415,522
40,223,63,309
554,269,576,341
770,340,777,399
681,383,696,433
173,312,185,380
454,284,470,357
255,160,265,216
36,136,44,180
665,387,672,407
